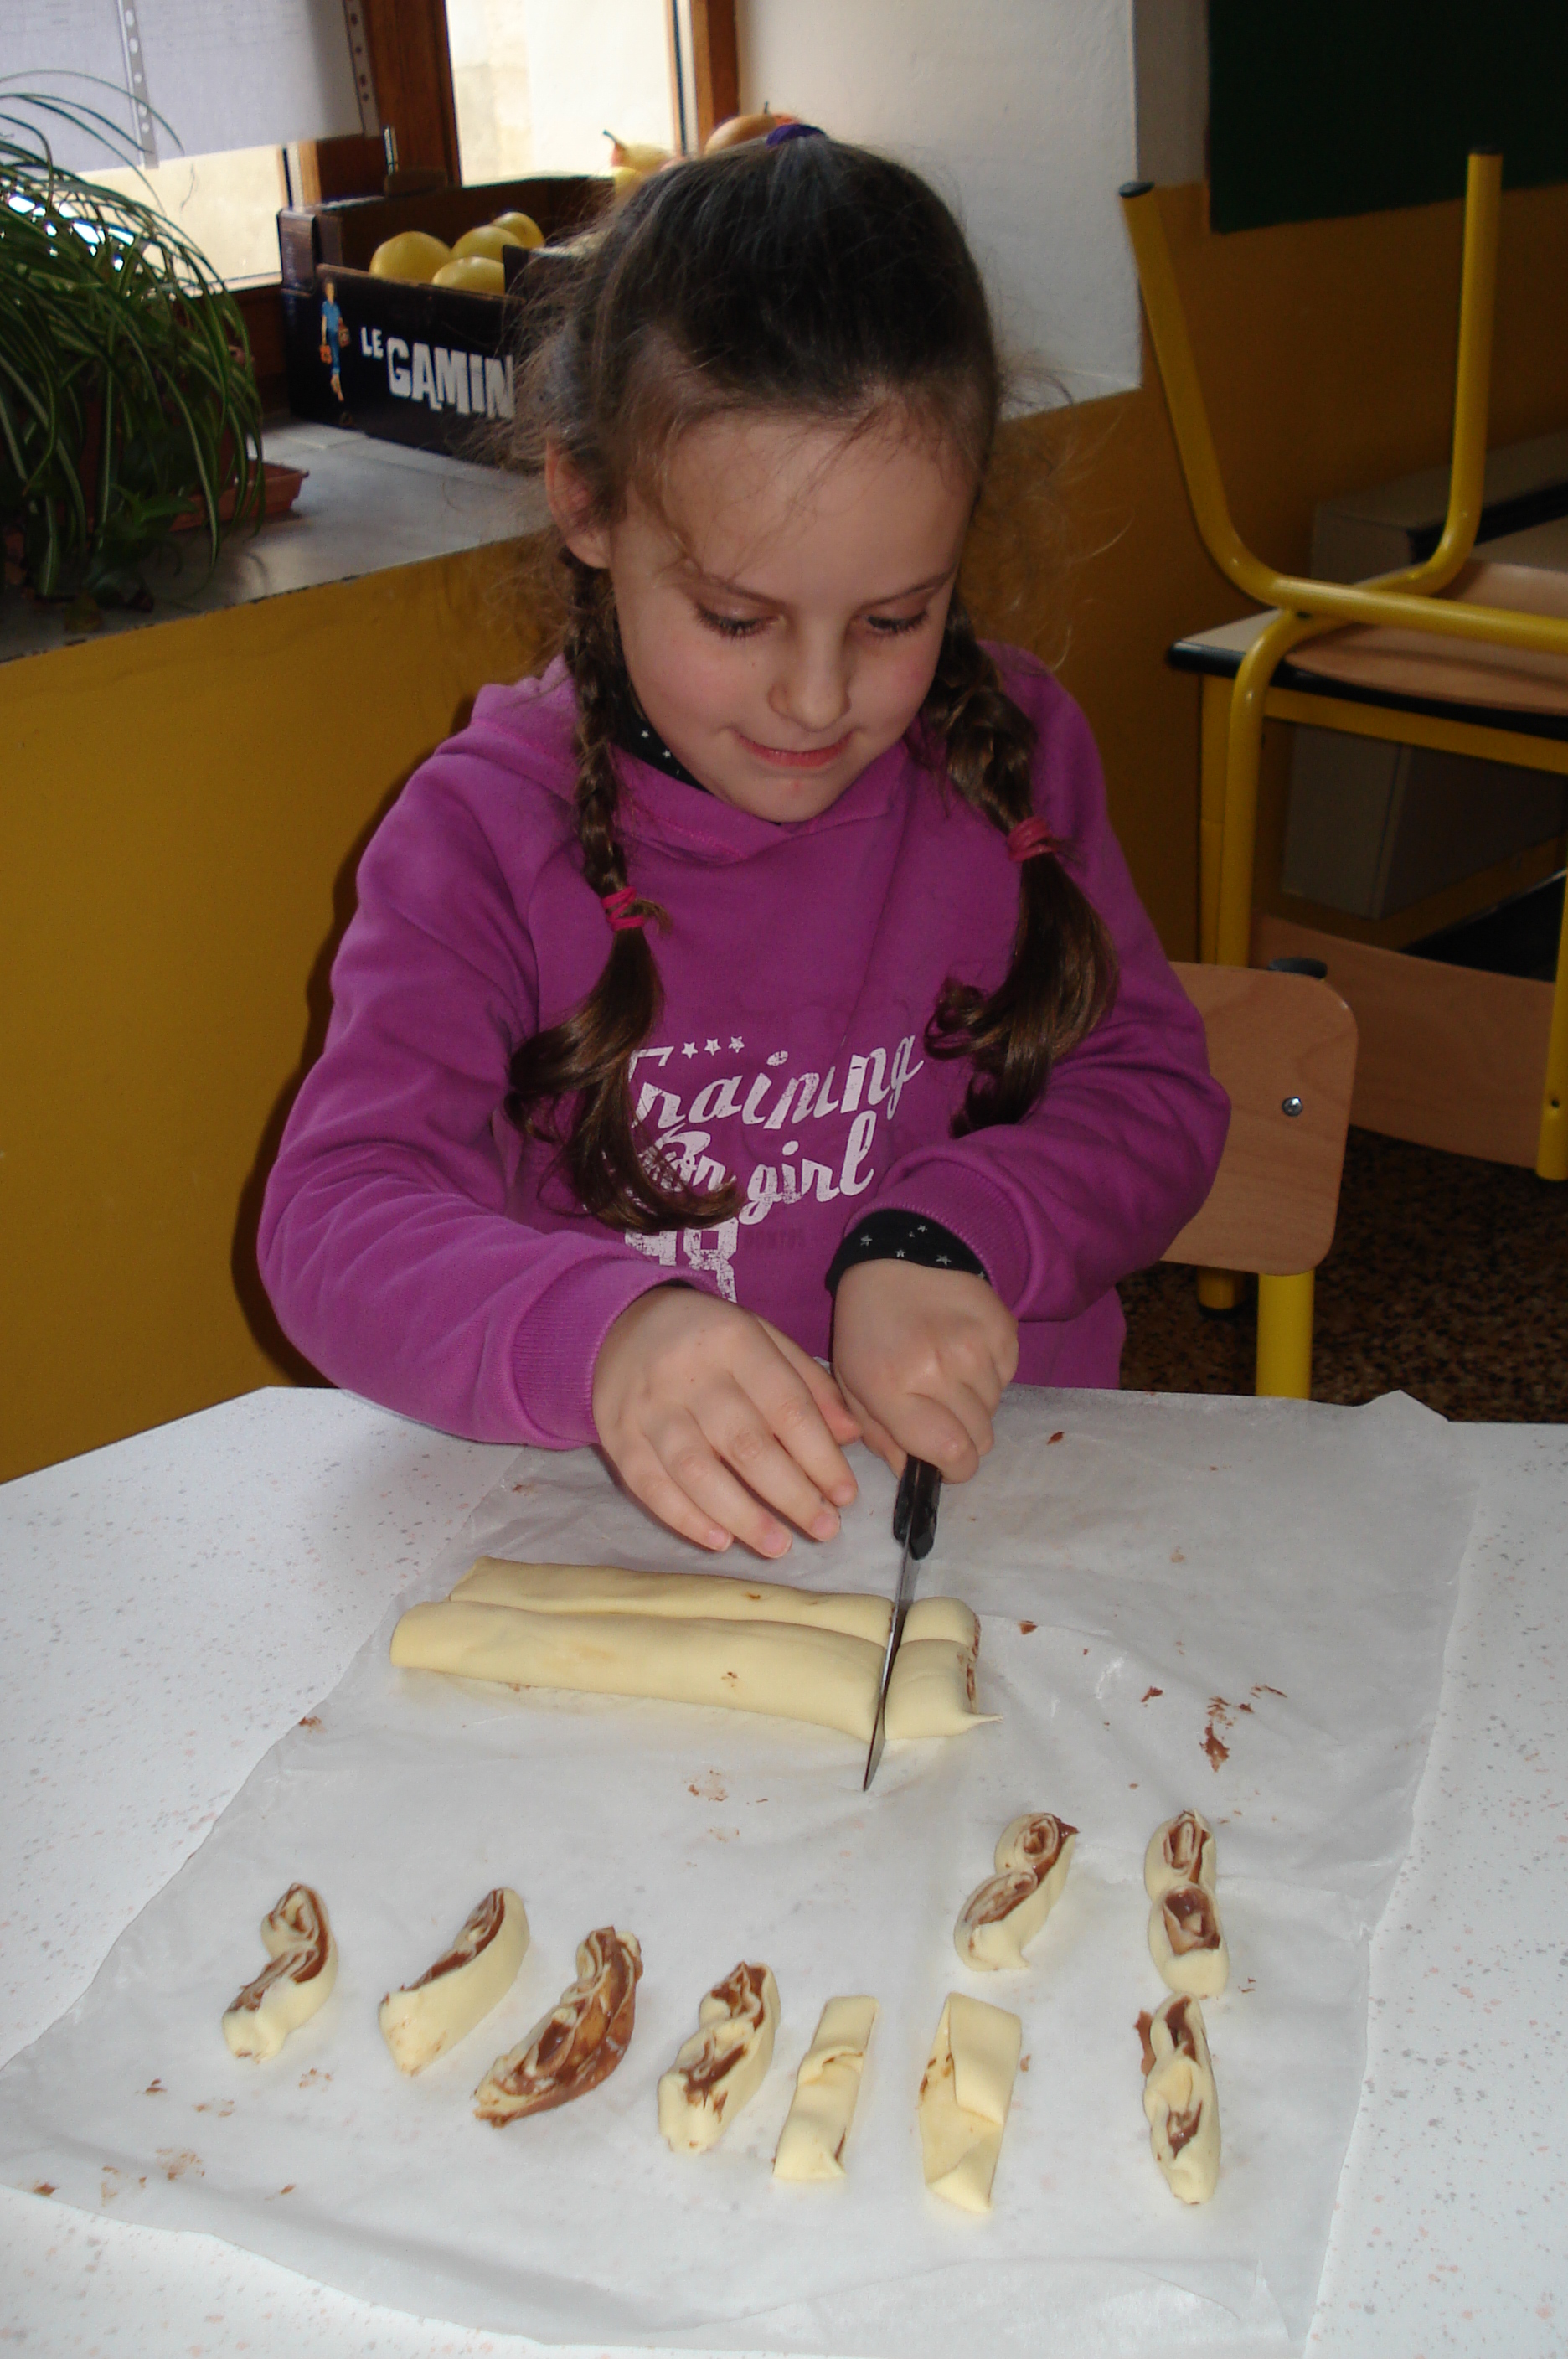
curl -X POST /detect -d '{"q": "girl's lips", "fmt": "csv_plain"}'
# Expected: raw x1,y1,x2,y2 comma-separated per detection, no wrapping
735,730,853,772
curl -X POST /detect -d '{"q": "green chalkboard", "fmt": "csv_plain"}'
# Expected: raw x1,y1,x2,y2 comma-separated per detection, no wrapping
1208,0,1568,234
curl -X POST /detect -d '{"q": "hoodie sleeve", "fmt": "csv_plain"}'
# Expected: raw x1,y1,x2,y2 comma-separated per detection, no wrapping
856,668,1230,1324
257,758,685,1449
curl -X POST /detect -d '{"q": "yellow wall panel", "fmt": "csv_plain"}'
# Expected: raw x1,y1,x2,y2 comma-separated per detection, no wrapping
2,546,544,1479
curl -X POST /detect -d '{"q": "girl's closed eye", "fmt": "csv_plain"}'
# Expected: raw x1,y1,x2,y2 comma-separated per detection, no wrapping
696,606,770,639
865,608,930,637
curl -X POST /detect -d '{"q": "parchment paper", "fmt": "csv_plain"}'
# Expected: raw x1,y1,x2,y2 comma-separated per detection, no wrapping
0,1387,1474,2357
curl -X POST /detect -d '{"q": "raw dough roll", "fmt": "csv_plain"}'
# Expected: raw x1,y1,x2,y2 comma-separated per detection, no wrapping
773,1995,877,2181
1148,1881,1230,1998
379,1887,529,2074
954,1811,1076,1969
453,1557,977,1652
917,1992,1022,2214
391,1601,988,1744
1144,1809,1217,1899
222,1884,337,2061
658,1961,780,2153
1137,1993,1220,2203
474,1927,641,2124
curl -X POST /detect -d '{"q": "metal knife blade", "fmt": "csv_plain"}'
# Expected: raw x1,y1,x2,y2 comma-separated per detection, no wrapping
862,1455,942,1790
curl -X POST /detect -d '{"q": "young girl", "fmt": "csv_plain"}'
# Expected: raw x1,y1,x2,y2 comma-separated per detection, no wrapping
260,132,1228,1561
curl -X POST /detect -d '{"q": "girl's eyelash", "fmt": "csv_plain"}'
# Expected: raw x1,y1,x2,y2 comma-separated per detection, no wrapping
694,607,931,640
696,607,766,639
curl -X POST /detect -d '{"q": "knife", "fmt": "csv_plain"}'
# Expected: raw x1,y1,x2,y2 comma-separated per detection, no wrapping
862,1455,942,1791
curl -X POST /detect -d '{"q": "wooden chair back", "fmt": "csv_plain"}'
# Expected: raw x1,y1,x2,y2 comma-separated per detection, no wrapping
1164,964,1358,1277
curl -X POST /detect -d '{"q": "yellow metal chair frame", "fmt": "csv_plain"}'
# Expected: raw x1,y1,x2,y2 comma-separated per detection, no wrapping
1120,153,1568,1200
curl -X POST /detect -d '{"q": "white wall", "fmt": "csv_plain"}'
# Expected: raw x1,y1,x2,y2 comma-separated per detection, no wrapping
736,0,1140,400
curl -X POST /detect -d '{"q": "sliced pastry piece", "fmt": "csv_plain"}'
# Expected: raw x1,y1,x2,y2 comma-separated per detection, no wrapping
1143,1809,1217,1899
658,1960,780,2153
1137,1992,1220,2202
773,1995,878,2181
379,1887,529,2074
474,1926,641,2123
1148,1879,1230,1997
917,1991,1022,2213
954,1810,1077,1969
223,1883,337,2061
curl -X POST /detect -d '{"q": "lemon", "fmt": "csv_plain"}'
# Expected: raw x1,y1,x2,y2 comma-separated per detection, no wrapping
368,230,451,282
433,255,506,294
488,210,544,248
451,223,522,263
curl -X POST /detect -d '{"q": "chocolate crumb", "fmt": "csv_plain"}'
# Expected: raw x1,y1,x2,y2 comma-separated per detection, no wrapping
1018,1618,1037,1634
31,2181,55,2197
143,2078,164,2094
1048,1430,1065,1444
1141,1685,1163,1703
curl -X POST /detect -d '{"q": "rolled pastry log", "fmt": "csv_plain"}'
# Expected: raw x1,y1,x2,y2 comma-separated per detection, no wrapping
773,1995,878,2181
1148,1881,1230,1998
917,1992,1022,2214
453,1557,977,1652
222,1884,337,2061
658,1961,780,2153
474,1926,641,2124
391,1602,990,1746
379,1887,529,2074
1144,1809,1217,1899
1137,1993,1220,2202
954,1811,1077,1969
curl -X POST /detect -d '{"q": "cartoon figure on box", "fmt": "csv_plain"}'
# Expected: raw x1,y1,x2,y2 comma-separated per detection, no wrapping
319,277,351,417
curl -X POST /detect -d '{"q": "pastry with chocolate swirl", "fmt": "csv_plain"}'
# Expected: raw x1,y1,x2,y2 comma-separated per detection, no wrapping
954,1810,1076,1969
1143,1809,1217,1899
658,1960,780,2152
1137,1992,1220,2202
380,1887,529,2074
222,1883,337,2061
473,1926,641,2123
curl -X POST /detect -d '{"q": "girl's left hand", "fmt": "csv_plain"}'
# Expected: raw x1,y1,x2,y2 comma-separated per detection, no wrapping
829,1259,1019,1483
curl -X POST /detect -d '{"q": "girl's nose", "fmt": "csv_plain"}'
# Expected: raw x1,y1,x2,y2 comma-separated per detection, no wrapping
771,634,851,736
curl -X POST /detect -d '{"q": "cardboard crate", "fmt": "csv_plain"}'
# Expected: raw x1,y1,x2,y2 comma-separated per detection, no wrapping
276,176,609,460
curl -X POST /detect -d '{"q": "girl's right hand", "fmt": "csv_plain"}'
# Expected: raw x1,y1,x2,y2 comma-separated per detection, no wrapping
591,1287,862,1556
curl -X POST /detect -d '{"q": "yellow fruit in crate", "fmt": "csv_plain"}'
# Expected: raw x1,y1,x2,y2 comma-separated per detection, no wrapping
489,210,544,247
368,230,451,282
451,223,522,263
608,134,672,173
433,255,507,293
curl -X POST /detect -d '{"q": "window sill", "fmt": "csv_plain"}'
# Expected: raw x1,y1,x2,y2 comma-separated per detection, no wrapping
0,419,549,669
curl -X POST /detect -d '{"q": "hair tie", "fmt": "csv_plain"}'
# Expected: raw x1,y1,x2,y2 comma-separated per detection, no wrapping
1006,817,1056,864
766,121,825,147
601,885,646,932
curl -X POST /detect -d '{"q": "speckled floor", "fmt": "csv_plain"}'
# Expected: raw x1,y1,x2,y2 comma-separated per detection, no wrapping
1121,1127,1568,1418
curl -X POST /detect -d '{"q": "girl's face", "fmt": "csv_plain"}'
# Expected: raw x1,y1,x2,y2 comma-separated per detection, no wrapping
549,410,976,822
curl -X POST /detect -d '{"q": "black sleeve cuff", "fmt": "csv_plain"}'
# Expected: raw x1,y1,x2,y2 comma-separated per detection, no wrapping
824,1209,988,1295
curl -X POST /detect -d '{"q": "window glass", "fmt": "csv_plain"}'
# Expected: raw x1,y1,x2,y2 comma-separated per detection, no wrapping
448,0,677,181
88,146,291,286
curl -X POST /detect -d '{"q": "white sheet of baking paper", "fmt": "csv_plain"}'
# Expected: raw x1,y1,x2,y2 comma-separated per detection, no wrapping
0,1386,1474,2359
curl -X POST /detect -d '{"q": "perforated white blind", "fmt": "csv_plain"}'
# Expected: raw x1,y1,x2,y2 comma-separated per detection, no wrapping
5,0,376,168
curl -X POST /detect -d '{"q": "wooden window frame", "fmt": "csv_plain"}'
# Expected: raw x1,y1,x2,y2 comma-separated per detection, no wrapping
245,0,738,408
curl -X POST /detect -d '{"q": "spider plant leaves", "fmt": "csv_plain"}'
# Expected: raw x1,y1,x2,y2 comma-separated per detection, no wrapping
2,94,264,605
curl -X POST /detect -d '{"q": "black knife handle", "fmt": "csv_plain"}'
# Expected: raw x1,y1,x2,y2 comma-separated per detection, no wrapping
893,1456,942,1559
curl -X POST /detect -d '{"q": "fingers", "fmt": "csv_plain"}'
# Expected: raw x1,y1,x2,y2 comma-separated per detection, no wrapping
755,1324,862,1501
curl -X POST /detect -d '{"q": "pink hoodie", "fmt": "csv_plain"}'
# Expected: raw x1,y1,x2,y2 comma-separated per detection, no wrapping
259,648,1228,1446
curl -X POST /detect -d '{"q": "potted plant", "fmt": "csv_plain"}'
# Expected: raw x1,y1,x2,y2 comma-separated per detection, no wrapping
1,88,265,622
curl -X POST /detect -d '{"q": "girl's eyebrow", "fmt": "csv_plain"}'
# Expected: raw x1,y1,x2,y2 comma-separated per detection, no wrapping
676,560,957,605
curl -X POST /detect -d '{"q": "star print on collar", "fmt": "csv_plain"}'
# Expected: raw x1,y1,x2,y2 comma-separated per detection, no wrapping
617,707,707,792
704,1038,720,1055
730,1035,745,1051
681,1042,697,1057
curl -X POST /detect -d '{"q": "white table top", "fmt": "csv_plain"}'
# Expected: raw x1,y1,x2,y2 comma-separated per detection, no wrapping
2,1389,1564,2356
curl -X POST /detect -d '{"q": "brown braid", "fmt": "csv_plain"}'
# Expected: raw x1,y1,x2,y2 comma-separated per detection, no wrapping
920,600,1117,1134
504,553,740,1231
